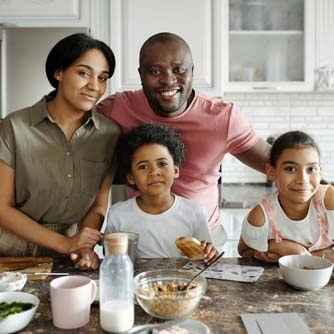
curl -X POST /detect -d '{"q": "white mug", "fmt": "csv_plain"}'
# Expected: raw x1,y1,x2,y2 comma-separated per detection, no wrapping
50,275,97,329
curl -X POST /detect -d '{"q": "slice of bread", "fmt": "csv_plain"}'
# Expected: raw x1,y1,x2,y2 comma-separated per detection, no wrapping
175,237,204,260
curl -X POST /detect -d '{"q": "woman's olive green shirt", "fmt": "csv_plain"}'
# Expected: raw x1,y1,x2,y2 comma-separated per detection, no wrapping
0,96,121,255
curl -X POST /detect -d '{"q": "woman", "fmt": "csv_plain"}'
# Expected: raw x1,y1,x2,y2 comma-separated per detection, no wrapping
0,33,121,269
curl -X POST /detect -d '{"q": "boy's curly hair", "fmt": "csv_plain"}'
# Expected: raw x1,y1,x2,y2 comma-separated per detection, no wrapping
118,123,185,175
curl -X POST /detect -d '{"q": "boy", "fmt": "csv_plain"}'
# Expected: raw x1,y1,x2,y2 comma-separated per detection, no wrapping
105,123,218,264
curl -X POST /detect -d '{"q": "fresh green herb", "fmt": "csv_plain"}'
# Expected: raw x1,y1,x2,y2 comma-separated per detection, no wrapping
0,302,34,321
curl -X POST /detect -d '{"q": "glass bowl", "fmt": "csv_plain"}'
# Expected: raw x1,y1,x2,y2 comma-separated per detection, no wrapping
134,269,207,319
0,272,27,292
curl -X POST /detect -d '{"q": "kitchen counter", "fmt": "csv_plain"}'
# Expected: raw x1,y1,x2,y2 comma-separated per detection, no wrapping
221,183,275,209
21,257,334,333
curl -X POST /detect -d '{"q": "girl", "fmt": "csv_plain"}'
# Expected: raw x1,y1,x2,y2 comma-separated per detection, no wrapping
0,33,121,269
238,130,334,263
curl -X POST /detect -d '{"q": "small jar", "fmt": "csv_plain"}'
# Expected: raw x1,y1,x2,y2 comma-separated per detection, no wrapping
242,0,265,30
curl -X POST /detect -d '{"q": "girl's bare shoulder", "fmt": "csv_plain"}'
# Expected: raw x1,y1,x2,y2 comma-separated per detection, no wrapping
324,185,334,210
247,204,266,227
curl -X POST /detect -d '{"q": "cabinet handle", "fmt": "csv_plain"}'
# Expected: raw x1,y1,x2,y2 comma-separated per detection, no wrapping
251,86,281,90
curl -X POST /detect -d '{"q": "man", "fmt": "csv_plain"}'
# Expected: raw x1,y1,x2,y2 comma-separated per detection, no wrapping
97,32,270,248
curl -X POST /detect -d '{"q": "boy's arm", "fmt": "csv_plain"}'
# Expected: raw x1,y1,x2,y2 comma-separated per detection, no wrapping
70,248,100,270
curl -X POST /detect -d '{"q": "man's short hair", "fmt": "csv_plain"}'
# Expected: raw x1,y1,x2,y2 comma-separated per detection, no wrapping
139,32,192,67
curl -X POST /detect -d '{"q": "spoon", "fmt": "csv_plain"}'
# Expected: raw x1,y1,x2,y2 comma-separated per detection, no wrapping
181,251,225,291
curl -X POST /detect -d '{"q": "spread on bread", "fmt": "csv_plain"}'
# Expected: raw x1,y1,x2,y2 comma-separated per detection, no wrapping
175,237,204,260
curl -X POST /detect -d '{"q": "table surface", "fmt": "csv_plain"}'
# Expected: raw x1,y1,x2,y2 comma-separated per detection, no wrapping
21,257,334,333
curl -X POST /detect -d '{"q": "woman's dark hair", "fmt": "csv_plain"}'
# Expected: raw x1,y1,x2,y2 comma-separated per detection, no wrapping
45,33,115,90
119,123,185,176
269,130,320,167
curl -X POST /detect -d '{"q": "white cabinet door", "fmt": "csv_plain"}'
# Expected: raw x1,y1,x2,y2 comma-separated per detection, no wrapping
314,0,334,91
108,0,223,96
221,208,249,257
0,0,89,27
223,0,315,92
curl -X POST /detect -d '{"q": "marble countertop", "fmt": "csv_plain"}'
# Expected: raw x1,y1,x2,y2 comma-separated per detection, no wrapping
221,183,275,209
22,257,334,333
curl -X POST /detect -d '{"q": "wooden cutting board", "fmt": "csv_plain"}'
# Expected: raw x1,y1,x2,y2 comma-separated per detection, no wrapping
0,257,54,280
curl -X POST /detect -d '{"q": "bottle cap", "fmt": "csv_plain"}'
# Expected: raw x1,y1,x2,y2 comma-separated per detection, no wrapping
104,233,128,254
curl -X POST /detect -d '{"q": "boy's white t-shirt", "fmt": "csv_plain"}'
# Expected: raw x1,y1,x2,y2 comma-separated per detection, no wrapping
105,195,213,258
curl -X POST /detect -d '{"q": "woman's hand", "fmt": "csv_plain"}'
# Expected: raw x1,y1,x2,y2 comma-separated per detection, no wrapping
66,227,101,254
70,248,100,270
201,241,219,266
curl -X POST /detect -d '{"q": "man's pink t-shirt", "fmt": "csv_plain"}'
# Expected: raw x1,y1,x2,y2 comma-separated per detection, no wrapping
97,90,259,230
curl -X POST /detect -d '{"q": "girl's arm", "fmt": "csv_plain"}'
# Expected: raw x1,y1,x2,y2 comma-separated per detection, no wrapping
311,185,334,261
238,205,265,257
268,239,311,257
324,185,334,210
311,246,334,261
238,237,256,257
238,205,280,262
0,160,99,255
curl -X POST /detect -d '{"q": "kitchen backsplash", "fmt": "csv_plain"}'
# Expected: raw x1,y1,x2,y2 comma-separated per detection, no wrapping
221,92,334,183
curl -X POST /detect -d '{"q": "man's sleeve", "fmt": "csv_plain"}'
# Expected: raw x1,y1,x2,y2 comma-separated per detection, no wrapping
95,94,117,118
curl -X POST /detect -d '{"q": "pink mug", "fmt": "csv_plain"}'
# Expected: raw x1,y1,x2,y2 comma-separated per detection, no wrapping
50,275,97,329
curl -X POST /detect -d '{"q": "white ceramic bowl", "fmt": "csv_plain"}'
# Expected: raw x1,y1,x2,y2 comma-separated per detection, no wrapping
0,272,27,292
279,255,333,291
0,291,39,334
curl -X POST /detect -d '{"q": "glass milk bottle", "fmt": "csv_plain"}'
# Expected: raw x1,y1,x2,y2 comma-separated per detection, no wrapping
100,233,134,332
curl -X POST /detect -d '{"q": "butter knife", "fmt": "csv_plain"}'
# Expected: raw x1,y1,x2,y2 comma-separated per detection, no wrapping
17,272,69,276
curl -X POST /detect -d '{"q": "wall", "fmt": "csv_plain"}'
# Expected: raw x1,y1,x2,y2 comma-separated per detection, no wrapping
4,27,86,115
221,92,334,183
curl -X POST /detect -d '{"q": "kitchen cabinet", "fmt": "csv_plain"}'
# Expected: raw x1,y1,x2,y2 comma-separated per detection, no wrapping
221,208,249,257
223,0,315,92
0,0,90,27
314,0,334,91
108,0,317,95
